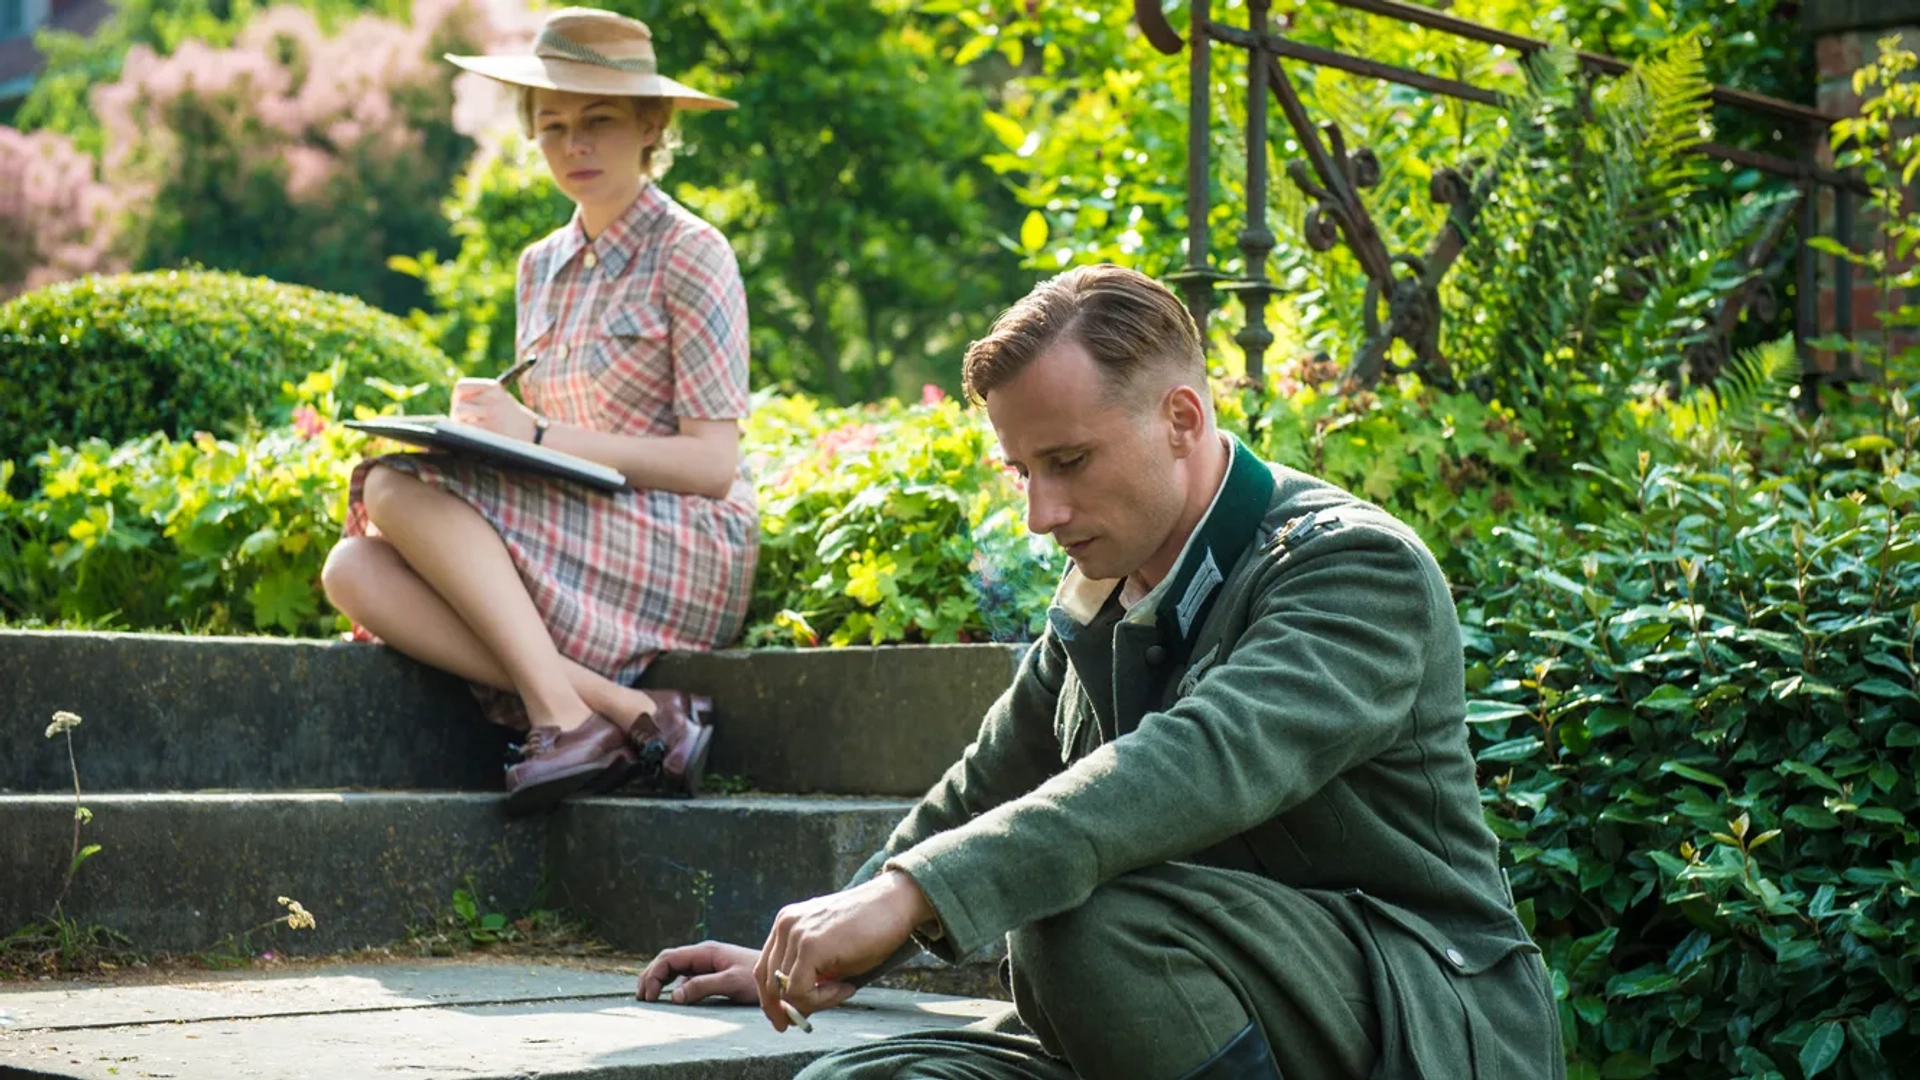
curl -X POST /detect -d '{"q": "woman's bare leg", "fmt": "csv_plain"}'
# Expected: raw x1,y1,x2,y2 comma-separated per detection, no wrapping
321,535,676,735
339,465,673,734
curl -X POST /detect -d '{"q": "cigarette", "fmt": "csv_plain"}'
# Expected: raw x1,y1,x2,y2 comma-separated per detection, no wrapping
773,970,812,1033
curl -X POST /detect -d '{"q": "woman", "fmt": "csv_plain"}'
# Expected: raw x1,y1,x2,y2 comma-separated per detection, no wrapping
322,7,756,813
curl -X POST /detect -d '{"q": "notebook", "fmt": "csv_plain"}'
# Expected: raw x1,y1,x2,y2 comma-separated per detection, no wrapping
344,415,628,493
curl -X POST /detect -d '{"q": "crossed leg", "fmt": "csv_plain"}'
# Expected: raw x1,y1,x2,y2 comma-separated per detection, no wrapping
321,464,679,742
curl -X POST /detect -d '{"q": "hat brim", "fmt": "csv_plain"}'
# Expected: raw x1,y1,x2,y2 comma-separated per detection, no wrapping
445,54,736,111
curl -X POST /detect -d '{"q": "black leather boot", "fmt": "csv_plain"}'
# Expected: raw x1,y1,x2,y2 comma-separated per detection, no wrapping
1175,1021,1282,1080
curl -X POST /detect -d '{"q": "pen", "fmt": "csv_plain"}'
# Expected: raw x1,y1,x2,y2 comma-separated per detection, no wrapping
497,353,538,390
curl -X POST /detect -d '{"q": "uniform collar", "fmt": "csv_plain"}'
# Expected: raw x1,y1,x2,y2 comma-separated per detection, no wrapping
543,182,670,285
1051,433,1275,658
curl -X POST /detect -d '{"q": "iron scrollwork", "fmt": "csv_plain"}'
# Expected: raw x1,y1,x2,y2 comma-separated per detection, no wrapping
1135,0,1488,392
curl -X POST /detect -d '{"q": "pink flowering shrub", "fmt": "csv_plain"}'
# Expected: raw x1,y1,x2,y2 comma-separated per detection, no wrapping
89,0,537,314
0,128,126,301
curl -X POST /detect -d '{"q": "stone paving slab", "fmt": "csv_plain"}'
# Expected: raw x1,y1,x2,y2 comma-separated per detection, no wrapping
0,961,1005,1080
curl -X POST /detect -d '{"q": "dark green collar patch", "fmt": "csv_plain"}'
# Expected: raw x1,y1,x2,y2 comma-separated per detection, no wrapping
1152,436,1275,661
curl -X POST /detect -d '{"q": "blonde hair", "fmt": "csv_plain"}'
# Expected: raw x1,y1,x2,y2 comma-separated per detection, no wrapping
517,87,679,180
961,264,1206,406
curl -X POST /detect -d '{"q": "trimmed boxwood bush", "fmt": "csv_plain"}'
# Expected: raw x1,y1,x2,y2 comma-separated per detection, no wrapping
0,270,455,471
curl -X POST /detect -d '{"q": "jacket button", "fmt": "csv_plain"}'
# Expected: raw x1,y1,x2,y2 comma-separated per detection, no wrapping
1144,645,1168,665
1445,948,1466,967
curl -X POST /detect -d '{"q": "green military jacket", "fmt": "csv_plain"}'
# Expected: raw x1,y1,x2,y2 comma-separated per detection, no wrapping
857,436,1563,1079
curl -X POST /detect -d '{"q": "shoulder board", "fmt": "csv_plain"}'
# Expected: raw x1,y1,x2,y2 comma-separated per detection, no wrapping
1262,511,1344,560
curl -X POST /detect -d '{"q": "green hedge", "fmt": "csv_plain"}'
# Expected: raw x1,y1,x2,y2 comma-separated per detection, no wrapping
1463,429,1920,1078
0,271,455,471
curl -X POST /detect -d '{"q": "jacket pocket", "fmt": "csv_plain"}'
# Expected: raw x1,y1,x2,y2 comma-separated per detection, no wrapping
1351,893,1552,1080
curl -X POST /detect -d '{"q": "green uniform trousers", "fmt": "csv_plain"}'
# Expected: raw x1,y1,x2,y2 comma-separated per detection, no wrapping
797,862,1382,1080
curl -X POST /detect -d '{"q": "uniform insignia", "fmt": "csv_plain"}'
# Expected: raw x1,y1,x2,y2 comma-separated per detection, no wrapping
1264,511,1340,560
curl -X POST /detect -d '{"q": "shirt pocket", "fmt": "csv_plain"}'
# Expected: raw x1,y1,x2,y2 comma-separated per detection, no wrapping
598,301,669,379
589,300,670,425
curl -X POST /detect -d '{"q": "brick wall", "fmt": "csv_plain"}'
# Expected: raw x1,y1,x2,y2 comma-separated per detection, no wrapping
1807,1,1920,372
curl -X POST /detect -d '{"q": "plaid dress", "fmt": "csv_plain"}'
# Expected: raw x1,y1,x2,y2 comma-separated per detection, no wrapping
340,184,758,728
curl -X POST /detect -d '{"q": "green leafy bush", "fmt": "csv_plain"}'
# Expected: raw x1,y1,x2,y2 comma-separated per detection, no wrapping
0,378,1062,646
0,270,454,472
1463,405,1920,1079
742,388,1063,646
0,364,386,637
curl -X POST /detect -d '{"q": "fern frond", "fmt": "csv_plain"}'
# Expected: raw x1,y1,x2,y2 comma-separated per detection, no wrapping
1683,335,1800,433
1599,34,1713,224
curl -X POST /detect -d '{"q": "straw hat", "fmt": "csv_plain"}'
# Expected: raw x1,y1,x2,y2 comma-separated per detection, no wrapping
446,7,735,111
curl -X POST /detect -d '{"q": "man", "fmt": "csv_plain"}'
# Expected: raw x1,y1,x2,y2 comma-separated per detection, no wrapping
638,265,1563,1078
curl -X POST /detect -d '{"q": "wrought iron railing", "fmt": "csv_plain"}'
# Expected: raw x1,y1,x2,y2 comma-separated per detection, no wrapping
1136,0,1868,399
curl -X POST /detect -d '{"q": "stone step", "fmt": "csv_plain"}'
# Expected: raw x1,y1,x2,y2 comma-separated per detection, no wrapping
0,631,1022,796
0,958,1008,1079
0,793,915,958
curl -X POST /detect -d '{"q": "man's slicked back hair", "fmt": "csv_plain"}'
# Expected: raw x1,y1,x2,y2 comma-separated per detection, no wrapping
961,264,1205,406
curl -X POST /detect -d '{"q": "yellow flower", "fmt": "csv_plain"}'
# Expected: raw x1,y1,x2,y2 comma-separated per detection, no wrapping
44,711,82,738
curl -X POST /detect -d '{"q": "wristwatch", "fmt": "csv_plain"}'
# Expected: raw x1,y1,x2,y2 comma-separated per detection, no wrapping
532,415,551,445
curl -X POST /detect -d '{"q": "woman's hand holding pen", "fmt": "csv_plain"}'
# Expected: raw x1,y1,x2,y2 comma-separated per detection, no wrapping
452,355,542,441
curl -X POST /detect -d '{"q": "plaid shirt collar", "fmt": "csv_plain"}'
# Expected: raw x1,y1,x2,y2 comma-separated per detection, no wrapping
545,182,671,285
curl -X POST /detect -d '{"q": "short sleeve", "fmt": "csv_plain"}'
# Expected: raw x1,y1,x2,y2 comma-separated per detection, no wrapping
662,224,750,420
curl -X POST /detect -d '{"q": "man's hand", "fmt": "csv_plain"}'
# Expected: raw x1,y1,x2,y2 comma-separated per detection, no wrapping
451,378,540,441
637,941,761,1005
752,870,934,1031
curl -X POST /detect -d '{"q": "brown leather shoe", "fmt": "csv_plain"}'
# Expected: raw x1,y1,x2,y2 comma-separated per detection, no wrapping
503,713,634,815
625,691,715,797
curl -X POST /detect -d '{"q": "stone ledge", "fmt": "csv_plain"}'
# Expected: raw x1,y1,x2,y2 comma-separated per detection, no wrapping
0,793,929,958
1,631,1023,796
